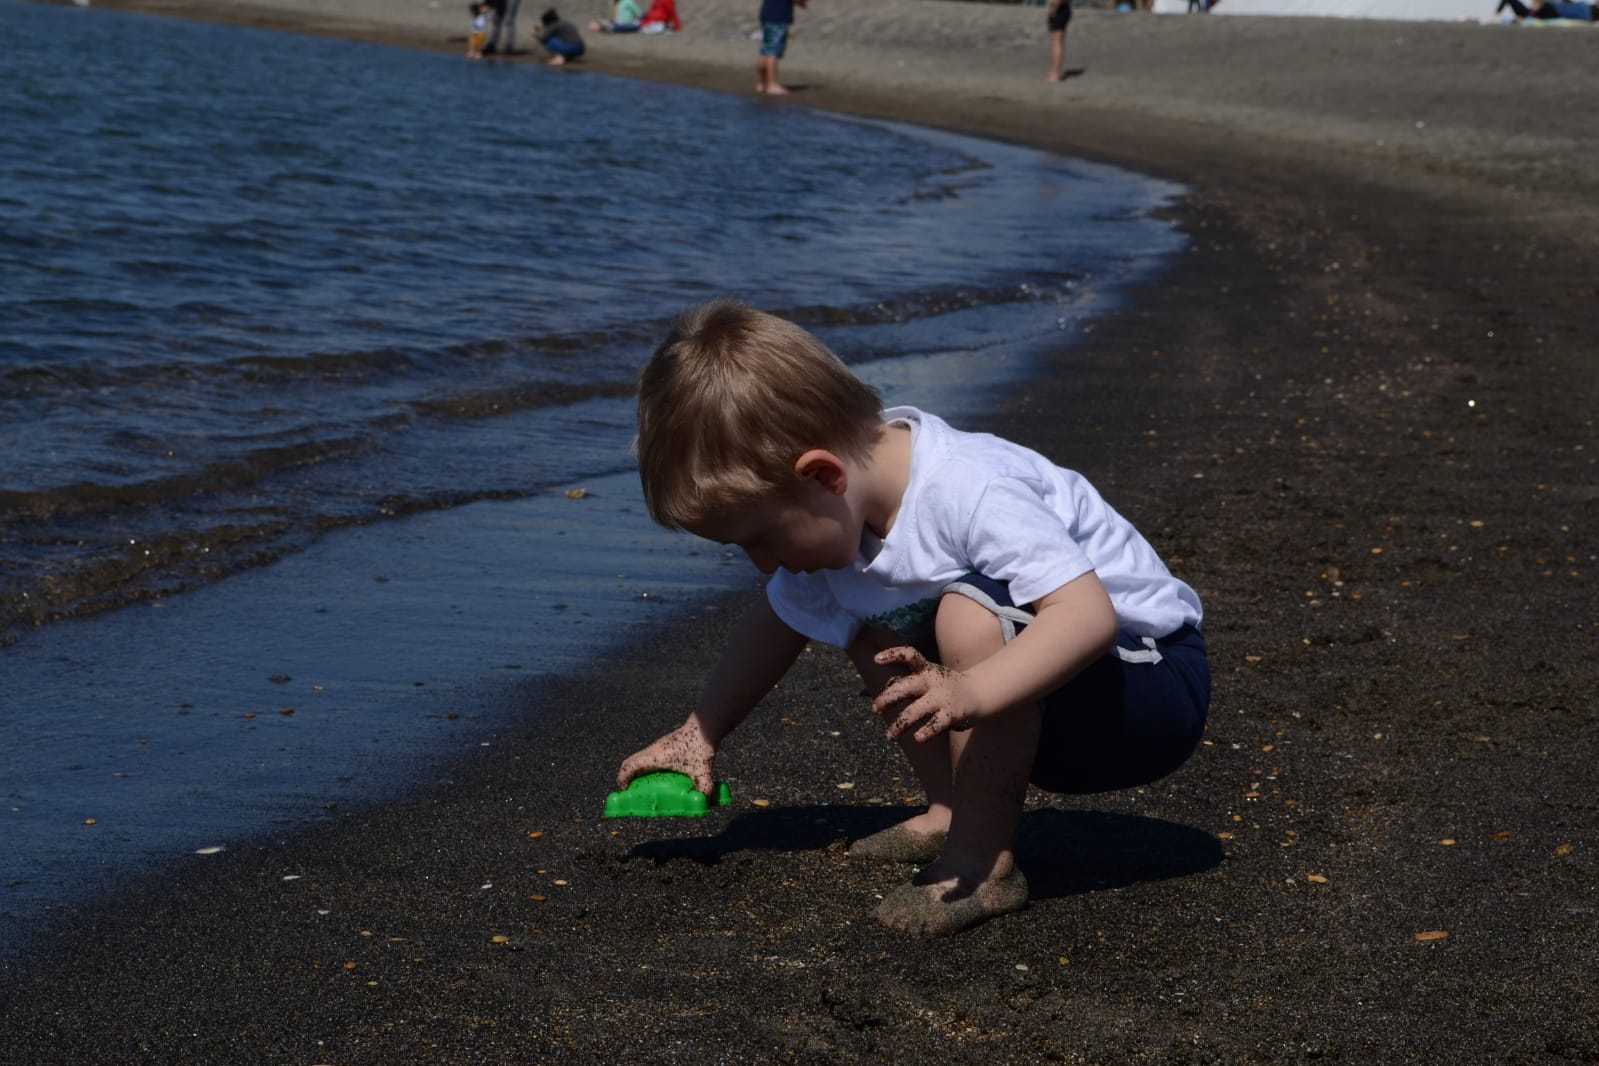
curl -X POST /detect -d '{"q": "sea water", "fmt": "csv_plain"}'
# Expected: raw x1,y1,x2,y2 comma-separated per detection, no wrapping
0,0,1185,954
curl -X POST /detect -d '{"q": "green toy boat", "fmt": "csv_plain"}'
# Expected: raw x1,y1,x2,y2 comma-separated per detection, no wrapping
603,771,732,818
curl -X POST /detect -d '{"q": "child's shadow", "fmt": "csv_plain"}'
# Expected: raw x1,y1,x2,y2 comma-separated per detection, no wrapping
627,804,1221,899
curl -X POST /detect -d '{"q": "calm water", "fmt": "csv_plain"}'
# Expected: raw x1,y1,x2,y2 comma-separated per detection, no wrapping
0,0,1185,954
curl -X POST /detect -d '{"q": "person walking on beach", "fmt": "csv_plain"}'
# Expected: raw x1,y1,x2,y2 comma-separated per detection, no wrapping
466,0,492,59
1046,0,1072,83
756,0,807,95
616,301,1210,937
533,8,586,64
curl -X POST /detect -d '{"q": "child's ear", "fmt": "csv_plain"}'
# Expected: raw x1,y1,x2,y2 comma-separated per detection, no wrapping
793,449,848,495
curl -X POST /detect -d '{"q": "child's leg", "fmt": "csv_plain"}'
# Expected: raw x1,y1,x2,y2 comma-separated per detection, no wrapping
764,57,789,95
846,627,953,862
756,24,791,94
875,592,1037,936
1048,28,1065,81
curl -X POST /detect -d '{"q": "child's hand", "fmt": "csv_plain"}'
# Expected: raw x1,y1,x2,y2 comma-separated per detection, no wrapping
871,646,983,743
617,719,717,796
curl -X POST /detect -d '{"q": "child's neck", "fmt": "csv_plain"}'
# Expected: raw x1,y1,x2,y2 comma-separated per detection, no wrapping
859,422,914,541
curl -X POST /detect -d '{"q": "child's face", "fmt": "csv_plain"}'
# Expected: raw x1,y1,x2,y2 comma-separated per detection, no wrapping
690,486,859,576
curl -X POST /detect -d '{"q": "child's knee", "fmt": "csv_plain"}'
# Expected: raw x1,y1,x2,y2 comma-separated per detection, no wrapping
933,590,1008,670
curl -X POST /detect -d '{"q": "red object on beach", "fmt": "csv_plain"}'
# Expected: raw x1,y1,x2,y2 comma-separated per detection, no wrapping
641,0,682,30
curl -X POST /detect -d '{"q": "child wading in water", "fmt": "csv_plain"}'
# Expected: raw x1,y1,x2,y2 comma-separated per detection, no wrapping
617,301,1210,936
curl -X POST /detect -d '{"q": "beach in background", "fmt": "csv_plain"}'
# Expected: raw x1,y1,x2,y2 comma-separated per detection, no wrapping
3,0,1596,1062
82,0,1599,227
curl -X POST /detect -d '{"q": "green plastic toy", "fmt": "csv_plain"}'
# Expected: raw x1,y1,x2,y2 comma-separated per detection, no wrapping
603,771,732,818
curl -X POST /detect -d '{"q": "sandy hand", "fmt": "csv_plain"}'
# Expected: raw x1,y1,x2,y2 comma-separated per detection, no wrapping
616,718,717,796
871,646,982,743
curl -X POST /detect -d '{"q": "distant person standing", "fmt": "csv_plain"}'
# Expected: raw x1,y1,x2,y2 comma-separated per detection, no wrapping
483,0,522,54
534,8,587,65
1046,0,1071,83
756,0,808,96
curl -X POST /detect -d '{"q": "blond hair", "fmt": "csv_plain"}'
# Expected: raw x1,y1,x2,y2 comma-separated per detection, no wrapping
636,300,882,529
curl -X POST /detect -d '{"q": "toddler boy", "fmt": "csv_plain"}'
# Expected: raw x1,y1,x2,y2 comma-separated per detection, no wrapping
466,1,491,59
617,301,1209,936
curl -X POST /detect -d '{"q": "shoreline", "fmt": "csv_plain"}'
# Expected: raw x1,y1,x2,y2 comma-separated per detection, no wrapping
5,1,1597,1062
80,0,1599,243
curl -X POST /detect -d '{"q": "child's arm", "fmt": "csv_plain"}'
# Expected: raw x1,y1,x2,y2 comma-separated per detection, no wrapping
616,594,809,795
872,570,1117,743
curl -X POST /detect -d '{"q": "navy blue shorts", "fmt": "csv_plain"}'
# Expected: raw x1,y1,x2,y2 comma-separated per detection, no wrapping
942,574,1209,794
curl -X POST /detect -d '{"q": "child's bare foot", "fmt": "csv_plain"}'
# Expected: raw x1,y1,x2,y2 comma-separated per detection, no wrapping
763,84,791,95
875,865,1029,937
849,815,948,864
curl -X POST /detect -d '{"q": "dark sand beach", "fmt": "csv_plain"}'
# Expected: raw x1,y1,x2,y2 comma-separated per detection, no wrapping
5,1,1597,1062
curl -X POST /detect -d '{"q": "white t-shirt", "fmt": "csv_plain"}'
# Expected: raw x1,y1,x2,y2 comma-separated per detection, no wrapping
766,406,1202,648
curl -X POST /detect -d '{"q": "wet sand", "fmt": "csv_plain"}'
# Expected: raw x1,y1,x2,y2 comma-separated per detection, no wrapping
6,1,1598,1062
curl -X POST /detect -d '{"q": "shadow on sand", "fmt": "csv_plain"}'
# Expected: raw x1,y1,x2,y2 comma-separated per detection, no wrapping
627,804,1221,899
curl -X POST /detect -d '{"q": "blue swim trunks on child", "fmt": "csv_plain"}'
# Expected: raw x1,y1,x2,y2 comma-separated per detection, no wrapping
760,23,790,57
942,574,1210,794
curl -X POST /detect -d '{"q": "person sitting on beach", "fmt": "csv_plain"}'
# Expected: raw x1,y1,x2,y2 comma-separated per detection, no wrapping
533,7,586,64
589,0,644,33
1496,0,1597,18
466,0,492,59
638,0,683,33
616,301,1210,937
756,0,807,94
